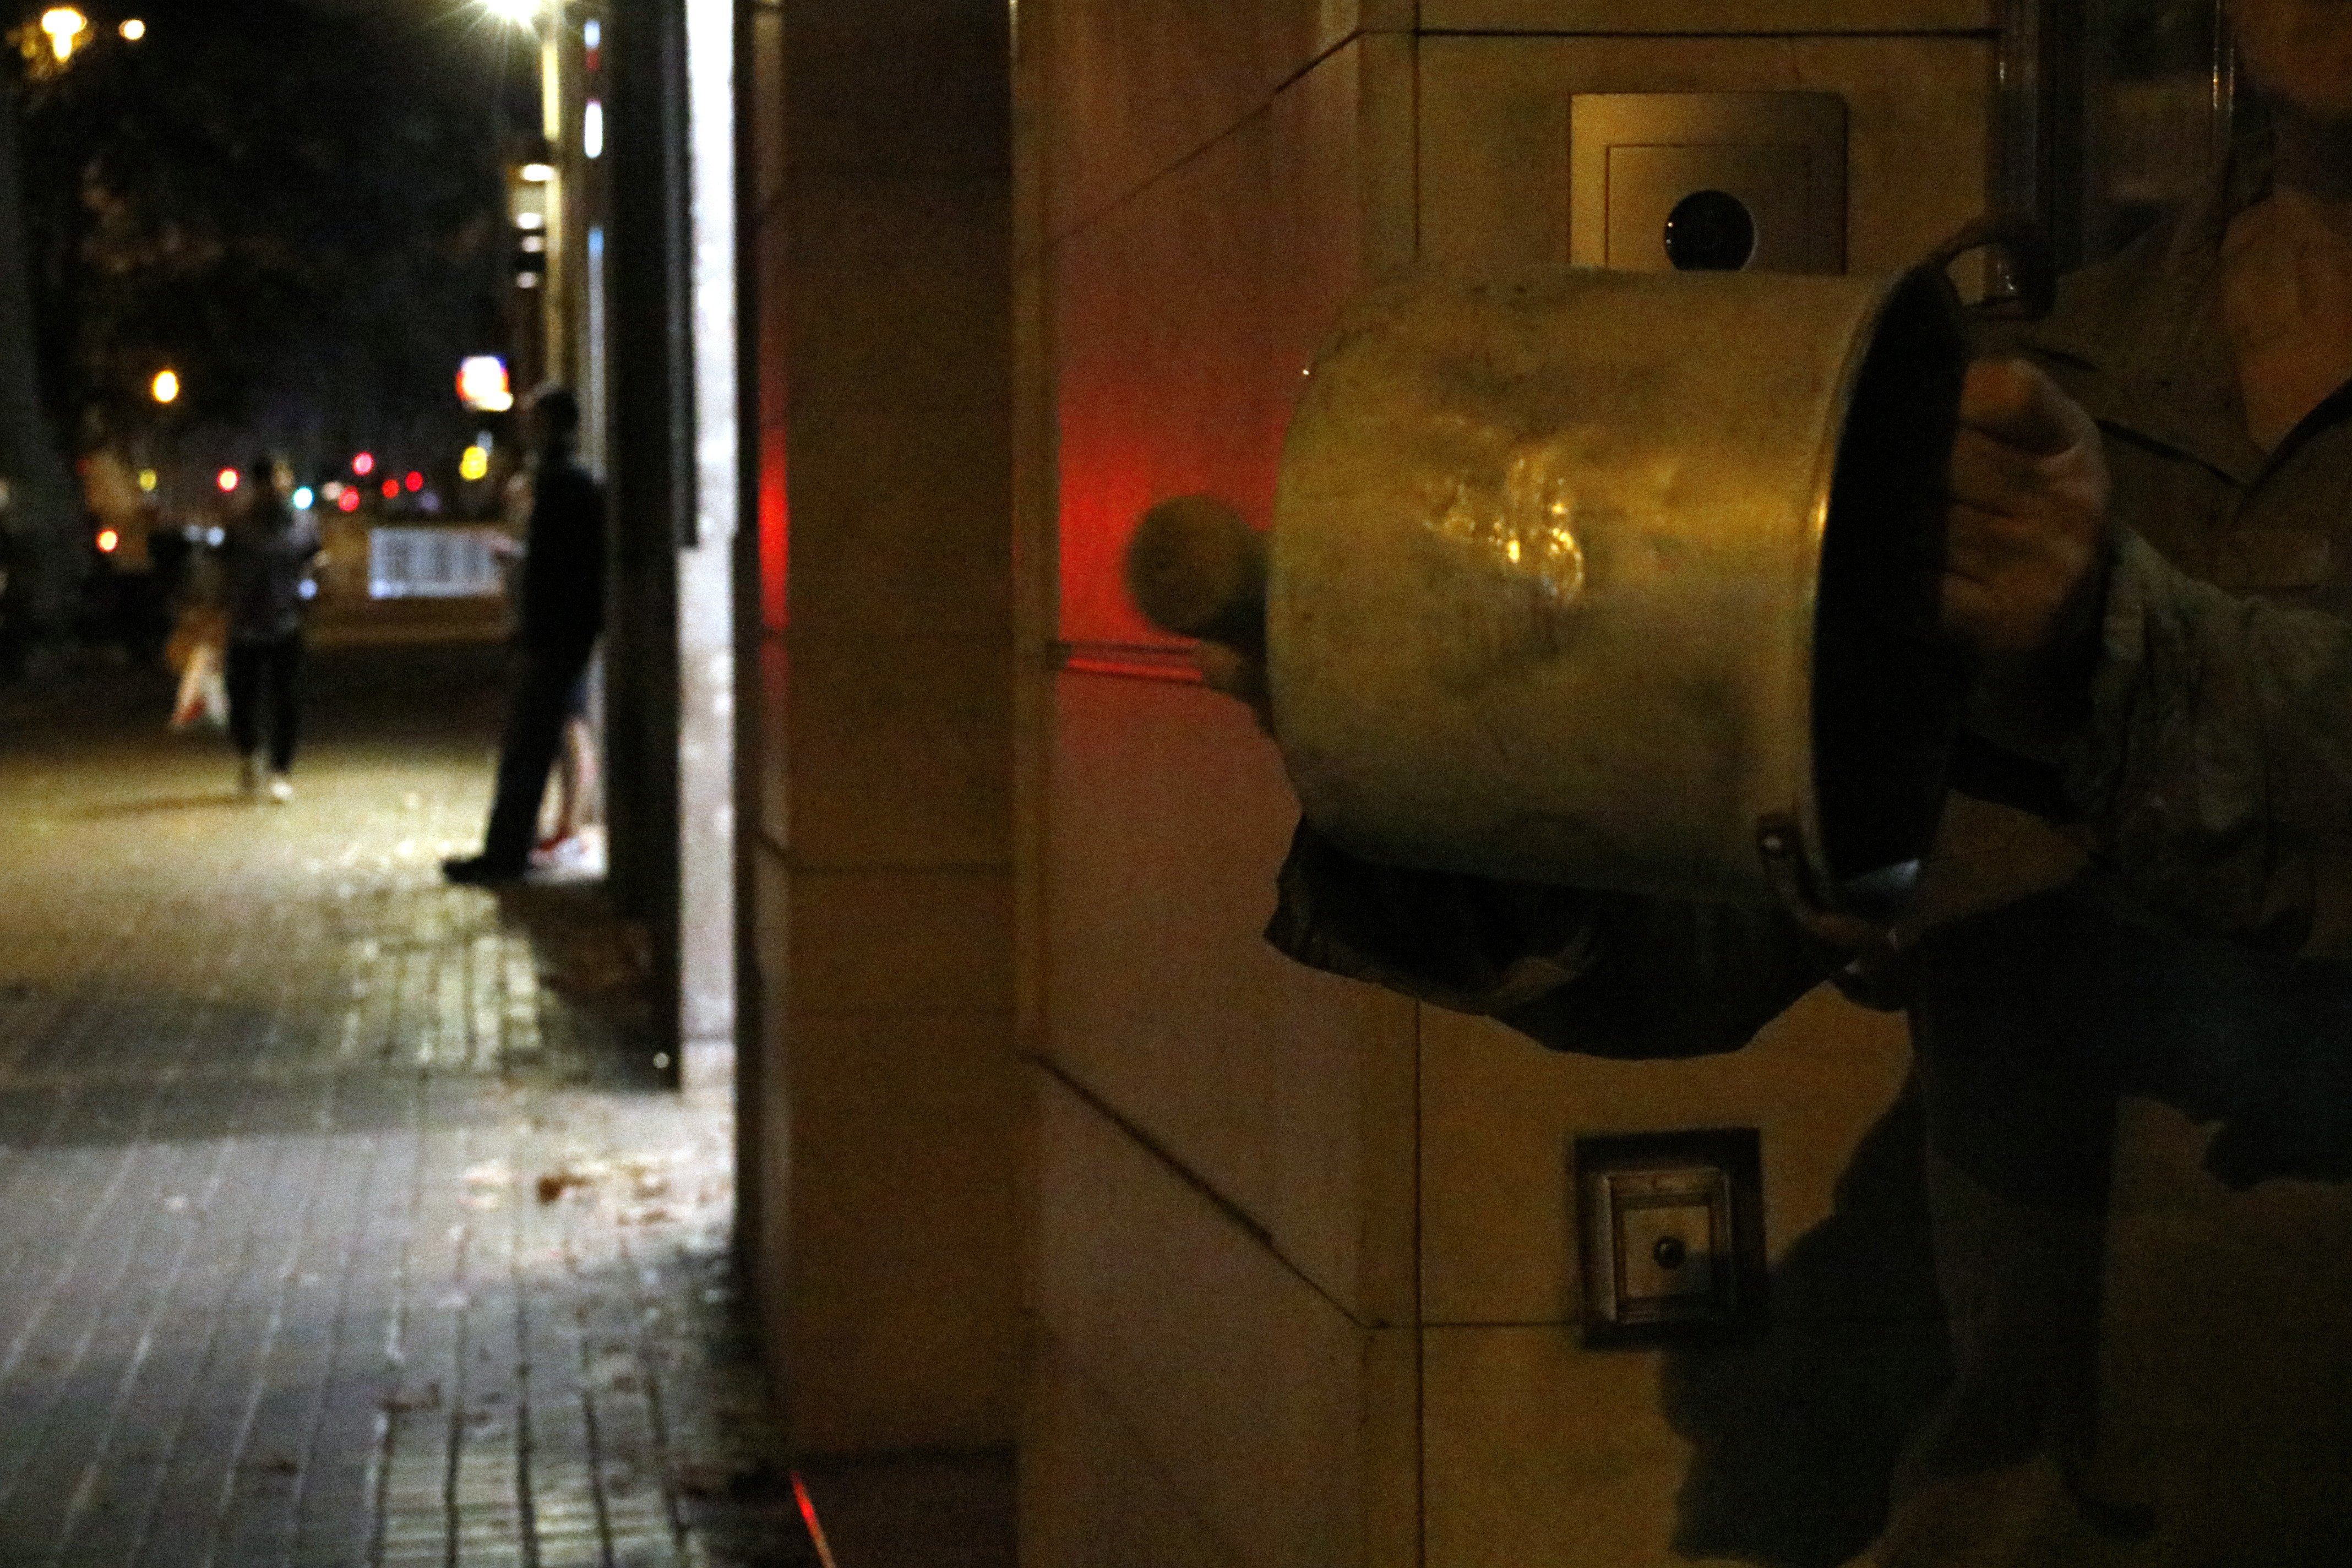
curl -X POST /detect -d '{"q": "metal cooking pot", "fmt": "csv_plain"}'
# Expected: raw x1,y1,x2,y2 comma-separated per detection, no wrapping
1266,248,2003,913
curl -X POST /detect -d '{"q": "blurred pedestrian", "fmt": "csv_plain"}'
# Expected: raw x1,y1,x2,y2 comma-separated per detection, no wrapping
165,584,228,733
164,517,228,732
484,459,600,871
443,385,605,884
221,456,321,802
535,662,600,867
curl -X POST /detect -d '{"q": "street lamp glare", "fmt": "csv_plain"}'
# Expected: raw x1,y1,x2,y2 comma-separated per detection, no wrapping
483,0,541,25
150,368,179,405
40,7,86,62
119,18,144,42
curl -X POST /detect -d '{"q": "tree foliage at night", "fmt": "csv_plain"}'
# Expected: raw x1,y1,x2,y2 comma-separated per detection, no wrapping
13,0,523,462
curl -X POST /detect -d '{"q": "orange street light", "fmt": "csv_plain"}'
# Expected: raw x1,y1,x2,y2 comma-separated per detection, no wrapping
39,7,86,63
150,368,179,404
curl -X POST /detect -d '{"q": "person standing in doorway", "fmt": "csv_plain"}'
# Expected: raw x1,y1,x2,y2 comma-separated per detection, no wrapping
444,384,606,885
222,455,321,803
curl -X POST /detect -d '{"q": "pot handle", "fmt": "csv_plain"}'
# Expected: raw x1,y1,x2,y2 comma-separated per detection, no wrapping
1124,494,1268,660
1756,814,1914,1008
1915,213,2056,323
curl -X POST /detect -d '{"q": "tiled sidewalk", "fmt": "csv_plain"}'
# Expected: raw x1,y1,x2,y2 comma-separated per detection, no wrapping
0,650,810,1568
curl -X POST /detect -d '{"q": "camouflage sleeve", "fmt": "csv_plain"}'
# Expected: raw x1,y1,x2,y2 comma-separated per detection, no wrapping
1265,821,1833,1058
2065,532,2352,957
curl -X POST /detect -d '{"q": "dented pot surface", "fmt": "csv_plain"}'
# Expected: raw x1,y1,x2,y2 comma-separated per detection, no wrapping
1267,264,1966,908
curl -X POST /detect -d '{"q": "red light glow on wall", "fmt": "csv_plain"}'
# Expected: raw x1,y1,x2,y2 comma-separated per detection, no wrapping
1055,176,1352,673
1055,351,1281,658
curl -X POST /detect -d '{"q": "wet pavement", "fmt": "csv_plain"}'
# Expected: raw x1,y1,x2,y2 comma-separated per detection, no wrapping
0,647,812,1567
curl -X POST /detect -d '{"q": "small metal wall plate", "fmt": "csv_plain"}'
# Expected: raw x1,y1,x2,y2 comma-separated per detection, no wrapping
1570,92,1848,275
1574,1128,1767,1347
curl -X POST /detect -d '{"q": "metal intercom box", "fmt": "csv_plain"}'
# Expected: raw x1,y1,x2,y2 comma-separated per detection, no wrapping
1571,92,1848,275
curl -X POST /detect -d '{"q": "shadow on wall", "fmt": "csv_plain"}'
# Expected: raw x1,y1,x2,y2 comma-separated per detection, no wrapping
1660,1081,1952,1568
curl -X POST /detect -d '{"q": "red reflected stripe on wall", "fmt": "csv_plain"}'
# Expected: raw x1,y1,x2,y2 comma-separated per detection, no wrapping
791,1471,840,1568
758,418,788,631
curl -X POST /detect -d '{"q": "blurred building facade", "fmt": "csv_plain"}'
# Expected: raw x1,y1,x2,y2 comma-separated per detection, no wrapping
526,0,733,1075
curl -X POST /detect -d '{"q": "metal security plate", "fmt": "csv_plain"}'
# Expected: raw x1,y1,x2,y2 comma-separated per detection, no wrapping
1574,1129,1766,1346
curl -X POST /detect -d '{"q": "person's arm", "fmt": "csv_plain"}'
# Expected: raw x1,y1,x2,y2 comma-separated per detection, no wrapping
1947,358,2352,957
2060,532,2352,957
1266,821,1837,1059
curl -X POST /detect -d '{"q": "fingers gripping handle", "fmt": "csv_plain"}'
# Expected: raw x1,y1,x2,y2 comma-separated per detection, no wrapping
1124,495,1270,661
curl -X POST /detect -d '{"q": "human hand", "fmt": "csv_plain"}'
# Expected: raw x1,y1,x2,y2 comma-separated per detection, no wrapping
1943,357,2111,661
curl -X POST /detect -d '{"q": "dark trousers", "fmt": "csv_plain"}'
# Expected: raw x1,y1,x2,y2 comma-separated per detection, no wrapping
479,643,594,870
226,634,303,771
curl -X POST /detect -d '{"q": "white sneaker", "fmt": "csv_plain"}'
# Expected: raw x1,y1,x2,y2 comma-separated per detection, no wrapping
238,754,262,796
266,774,293,804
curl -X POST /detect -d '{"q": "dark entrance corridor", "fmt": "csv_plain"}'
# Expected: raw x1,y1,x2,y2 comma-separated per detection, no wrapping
0,648,804,1567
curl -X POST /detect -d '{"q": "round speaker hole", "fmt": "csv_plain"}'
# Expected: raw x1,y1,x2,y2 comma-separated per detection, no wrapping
1664,189,1757,271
